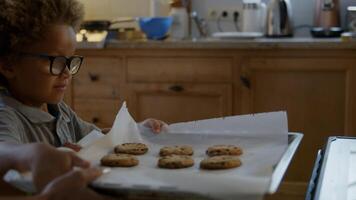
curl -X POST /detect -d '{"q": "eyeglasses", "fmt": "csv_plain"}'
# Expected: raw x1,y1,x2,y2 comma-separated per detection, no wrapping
19,52,83,76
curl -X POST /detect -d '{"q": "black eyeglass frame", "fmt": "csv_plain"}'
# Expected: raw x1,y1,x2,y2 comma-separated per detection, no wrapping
19,52,84,76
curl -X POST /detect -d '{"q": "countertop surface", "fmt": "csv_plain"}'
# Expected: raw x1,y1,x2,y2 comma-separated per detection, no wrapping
101,37,356,50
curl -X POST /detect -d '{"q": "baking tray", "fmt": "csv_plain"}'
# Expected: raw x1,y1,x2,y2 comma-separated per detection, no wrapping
92,132,303,199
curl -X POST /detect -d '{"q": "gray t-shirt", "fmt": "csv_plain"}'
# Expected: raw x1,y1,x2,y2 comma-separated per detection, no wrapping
0,91,100,147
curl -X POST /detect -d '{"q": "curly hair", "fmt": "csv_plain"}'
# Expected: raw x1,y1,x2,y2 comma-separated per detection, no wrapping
0,0,84,58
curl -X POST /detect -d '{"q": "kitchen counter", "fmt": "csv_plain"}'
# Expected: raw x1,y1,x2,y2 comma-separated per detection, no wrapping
104,37,356,50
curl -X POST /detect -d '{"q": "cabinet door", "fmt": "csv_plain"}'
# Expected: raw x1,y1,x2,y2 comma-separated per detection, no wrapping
127,83,232,123
71,56,125,128
74,99,121,128
72,56,123,99
241,57,356,183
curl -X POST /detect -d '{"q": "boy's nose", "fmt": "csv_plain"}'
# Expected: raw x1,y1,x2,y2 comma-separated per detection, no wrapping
60,66,71,78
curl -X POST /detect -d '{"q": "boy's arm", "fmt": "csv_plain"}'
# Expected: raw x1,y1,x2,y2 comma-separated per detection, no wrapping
58,102,100,140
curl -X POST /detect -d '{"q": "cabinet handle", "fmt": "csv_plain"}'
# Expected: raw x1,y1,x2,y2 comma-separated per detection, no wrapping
92,117,100,123
169,85,184,92
88,73,99,82
240,76,251,89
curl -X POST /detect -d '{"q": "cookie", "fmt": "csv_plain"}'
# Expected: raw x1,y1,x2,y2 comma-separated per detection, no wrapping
206,145,243,156
100,153,139,167
158,155,194,169
200,156,242,170
159,145,194,156
114,143,148,155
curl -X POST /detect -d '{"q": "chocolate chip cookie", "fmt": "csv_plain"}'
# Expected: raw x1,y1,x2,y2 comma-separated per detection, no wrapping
114,143,148,155
206,145,243,157
200,155,242,170
158,155,194,169
100,153,139,167
159,145,194,156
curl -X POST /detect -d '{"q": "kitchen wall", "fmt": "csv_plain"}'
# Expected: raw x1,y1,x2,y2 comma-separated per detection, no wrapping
78,0,151,19
191,0,315,36
79,0,356,37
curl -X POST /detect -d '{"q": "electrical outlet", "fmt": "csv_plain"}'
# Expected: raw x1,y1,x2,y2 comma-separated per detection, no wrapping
207,8,243,22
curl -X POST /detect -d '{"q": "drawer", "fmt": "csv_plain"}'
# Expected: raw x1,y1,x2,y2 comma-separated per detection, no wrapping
73,57,122,98
74,99,122,128
127,83,232,123
127,57,233,83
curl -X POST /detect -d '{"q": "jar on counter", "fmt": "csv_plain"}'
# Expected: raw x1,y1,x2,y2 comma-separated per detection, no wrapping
169,0,189,40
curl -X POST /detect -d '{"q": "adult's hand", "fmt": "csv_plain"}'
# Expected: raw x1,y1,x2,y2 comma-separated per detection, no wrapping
9,143,90,191
39,168,113,200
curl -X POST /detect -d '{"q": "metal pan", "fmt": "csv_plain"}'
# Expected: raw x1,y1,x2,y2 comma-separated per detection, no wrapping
81,18,136,31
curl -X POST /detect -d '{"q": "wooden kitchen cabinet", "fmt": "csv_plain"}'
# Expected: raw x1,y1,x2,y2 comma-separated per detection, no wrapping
240,57,356,190
126,56,233,83
74,99,121,128
125,55,234,123
71,55,125,128
126,83,232,123
72,56,123,99
71,52,235,127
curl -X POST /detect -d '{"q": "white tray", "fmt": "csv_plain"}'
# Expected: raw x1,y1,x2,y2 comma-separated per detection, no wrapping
92,133,303,199
4,133,302,199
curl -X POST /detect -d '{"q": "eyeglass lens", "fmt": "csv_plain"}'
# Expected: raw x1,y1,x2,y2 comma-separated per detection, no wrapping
51,57,81,75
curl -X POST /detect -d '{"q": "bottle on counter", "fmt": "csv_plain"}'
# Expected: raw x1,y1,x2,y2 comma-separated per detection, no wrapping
169,0,189,40
150,0,161,17
150,0,170,17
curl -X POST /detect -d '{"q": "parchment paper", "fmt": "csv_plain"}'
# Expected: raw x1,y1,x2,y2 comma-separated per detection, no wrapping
78,102,288,200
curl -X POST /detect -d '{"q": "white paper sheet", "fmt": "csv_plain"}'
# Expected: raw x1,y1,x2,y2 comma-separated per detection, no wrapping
78,102,288,200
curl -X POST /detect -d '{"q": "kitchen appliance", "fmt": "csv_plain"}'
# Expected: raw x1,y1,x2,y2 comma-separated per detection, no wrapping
265,0,293,37
241,0,266,33
346,6,356,32
306,136,356,200
311,0,342,37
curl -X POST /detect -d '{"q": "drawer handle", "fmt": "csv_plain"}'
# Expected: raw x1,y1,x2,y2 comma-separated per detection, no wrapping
169,85,184,92
89,73,99,82
240,76,251,89
92,117,100,123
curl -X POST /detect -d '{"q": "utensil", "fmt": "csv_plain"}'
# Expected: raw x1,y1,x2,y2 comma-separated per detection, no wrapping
81,19,135,32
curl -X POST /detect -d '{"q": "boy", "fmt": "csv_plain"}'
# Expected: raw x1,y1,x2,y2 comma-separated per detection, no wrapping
0,0,166,147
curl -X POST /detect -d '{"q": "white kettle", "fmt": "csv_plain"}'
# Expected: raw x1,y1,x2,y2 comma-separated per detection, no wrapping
241,0,267,33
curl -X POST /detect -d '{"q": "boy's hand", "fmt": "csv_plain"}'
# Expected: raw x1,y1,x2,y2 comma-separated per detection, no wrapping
140,118,168,134
63,142,82,152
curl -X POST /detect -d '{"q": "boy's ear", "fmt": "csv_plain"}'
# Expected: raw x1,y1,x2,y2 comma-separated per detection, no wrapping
0,59,15,79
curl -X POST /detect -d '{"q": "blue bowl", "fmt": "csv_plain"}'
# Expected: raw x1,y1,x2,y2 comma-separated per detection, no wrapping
138,17,173,40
